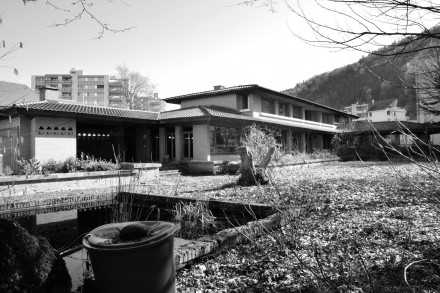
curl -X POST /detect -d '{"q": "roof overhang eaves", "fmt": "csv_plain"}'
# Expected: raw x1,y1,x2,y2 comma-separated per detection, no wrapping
13,107,159,124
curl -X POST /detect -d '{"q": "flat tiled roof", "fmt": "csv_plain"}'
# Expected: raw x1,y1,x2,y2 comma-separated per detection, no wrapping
7,100,159,121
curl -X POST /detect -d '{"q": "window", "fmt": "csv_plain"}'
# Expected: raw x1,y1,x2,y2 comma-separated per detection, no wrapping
210,127,239,153
369,112,372,117
97,84,104,89
262,98,275,114
322,113,333,124
387,111,390,115
292,106,302,119
238,95,249,110
305,110,319,122
278,102,289,117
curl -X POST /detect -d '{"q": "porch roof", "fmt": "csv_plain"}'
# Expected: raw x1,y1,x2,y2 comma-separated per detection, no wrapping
339,120,440,134
158,105,260,122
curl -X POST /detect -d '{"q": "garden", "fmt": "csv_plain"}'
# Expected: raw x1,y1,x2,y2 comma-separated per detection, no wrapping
173,160,440,292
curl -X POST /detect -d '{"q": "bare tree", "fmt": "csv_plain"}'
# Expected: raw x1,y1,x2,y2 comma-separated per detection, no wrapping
115,64,156,110
240,0,440,57
411,49,440,114
40,0,136,39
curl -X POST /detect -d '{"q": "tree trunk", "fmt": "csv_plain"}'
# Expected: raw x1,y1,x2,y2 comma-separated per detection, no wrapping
237,146,273,186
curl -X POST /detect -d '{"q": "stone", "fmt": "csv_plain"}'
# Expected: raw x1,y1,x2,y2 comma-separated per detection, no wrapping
0,219,72,293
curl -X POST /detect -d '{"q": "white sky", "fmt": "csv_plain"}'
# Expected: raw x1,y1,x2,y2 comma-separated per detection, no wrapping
1,0,367,99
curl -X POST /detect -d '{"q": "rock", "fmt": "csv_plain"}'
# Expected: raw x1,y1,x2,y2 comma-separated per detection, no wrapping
0,219,72,293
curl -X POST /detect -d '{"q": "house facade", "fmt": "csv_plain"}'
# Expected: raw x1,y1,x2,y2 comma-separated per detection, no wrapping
345,99,408,122
0,84,355,173
31,68,125,107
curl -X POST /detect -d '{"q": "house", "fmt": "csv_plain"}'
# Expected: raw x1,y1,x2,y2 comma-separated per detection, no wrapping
0,84,355,173
344,103,369,119
336,120,440,160
344,99,408,122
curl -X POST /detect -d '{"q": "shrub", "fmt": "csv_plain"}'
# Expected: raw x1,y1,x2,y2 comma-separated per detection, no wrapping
42,159,64,174
17,158,41,176
240,124,284,165
173,201,216,239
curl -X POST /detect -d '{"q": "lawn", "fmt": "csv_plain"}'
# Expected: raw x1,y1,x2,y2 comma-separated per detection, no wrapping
175,161,440,292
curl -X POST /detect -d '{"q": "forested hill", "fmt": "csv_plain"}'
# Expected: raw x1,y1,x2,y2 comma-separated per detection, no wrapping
283,42,421,119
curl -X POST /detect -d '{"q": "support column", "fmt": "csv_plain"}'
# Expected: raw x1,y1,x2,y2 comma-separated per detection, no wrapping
301,108,306,120
316,135,324,150
159,127,166,162
300,133,306,153
317,112,323,123
288,104,294,118
193,124,210,161
175,126,183,162
286,131,293,153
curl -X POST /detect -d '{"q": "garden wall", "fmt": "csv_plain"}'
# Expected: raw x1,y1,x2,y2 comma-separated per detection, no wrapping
0,163,161,213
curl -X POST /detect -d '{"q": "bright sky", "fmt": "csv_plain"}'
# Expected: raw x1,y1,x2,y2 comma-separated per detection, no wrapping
1,0,366,99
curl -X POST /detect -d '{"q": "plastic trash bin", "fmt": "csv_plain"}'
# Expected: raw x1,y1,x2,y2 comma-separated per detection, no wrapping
83,221,180,293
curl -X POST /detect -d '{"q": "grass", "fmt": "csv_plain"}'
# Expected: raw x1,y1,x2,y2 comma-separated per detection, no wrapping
175,160,440,292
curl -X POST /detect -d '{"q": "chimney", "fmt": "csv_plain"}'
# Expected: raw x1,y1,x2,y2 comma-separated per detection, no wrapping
39,86,59,102
213,85,225,90
153,92,159,99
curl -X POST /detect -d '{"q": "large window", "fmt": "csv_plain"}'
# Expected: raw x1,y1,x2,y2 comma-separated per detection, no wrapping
262,98,275,114
238,94,249,110
278,102,289,117
322,113,333,124
210,127,239,153
292,106,302,119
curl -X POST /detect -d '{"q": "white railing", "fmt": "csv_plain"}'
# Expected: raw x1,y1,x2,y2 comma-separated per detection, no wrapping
258,112,337,130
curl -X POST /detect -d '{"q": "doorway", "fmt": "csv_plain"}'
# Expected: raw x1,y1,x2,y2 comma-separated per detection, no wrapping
183,131,193,159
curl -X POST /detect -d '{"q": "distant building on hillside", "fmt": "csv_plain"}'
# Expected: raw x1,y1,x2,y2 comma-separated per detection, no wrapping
344,103,369,118
344,99,408,122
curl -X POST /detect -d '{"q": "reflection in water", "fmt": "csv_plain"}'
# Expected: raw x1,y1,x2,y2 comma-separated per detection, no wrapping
6,204,113,290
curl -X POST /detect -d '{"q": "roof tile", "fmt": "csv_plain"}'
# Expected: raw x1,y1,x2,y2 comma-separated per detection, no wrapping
0,81,39,107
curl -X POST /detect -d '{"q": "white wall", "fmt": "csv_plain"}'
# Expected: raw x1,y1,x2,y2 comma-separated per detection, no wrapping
31,116,77,163
181,94,237,109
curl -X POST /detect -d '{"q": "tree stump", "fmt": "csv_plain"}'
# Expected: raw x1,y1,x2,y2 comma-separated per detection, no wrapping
237,146,274,186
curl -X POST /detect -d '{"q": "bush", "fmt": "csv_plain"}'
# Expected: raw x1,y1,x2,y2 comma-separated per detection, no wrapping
17,158,41,176
42,159,64,174
240,124,284,165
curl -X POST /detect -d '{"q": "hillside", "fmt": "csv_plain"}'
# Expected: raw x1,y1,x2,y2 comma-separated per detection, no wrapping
283,40,423,119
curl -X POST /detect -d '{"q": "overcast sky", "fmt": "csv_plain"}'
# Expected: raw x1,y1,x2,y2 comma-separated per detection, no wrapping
1,0,366,99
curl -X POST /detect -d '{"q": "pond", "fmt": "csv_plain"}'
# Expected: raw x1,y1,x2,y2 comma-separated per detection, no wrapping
1,198,258,291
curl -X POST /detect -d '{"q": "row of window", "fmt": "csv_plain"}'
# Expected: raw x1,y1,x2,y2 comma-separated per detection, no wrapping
78,92,104,98
261,98,303,119
79,77,104,82
78,84,105,89
210,126,239,154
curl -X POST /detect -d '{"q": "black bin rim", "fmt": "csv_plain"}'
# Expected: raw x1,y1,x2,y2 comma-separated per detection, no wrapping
83,221,179,252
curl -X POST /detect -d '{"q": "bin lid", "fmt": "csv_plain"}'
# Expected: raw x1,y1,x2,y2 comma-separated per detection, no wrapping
83,221,180,250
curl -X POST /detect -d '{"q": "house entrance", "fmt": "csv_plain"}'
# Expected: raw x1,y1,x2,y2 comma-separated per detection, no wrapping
183,131,193,159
